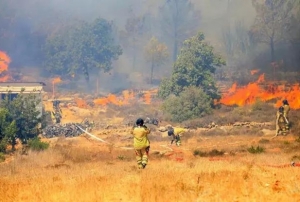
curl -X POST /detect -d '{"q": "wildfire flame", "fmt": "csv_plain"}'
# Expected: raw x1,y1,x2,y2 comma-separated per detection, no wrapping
141,89,158,105
93,89,157,107
0,51,11,82
93,90,135,106
75,98,88,108
220,73,300,109
143,91,151,104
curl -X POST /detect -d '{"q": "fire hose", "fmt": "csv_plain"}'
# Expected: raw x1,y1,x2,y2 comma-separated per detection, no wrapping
75,124,134,150
75,124,173,152
75,125,298,168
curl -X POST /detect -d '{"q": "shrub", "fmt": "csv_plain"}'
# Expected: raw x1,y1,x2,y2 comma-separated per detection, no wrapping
251,99,265,111
28,137,50,151
193,149,224,157
247,145,264,154
208,149,225,156
162,86,213,122
117,155,126,160
291,155,300,161
0,141,6,153
193,149,205,156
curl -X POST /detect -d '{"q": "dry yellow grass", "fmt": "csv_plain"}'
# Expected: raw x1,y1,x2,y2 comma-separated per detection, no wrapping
1,134,300,202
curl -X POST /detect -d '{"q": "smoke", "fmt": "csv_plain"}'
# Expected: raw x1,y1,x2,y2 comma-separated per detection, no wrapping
2,0,298,93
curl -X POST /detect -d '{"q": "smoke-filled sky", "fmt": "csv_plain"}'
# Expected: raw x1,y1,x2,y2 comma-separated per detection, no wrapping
3,0,299,92
7,0,255,37
0,0,258,91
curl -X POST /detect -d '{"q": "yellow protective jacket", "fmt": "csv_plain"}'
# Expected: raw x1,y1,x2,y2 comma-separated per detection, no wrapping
131,126,150,150
283,104,290,118
173,128,187,136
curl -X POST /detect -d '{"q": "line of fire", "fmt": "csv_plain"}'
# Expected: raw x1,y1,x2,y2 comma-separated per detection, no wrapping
1,50,299,118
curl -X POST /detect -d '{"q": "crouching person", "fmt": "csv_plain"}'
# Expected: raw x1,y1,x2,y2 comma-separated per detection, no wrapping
131,118,151,169
167,127,186,147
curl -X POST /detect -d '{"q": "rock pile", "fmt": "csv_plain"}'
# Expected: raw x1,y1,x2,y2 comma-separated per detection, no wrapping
144,117,160,126
42,123,87,138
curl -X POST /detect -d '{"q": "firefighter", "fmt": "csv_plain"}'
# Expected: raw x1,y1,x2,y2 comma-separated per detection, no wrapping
131,118,151,169
51,110,56,123
51,100,62,124
52,109,62,123
167,127,187,146
282,99,290,130
276,106,287,136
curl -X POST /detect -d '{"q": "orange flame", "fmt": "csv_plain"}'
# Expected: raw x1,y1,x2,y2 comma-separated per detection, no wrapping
220,74,300,109
93,90,135,106
93,89,157,106
75,98,88,108
143,91,152,104
0,51,11,82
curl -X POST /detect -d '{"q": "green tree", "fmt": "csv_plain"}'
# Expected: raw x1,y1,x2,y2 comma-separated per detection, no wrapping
0,108,17,152
0,92,42,145
250,0,295,62
43,18,122,83
144,37,169,84
162,86,213,122
158,32,225,105
159,0,201,61
0,108,11,152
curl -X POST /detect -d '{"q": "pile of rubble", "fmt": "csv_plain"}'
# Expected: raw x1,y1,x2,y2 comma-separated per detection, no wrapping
42,123,88,138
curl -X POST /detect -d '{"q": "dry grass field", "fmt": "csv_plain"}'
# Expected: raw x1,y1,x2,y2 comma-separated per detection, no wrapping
1,99,300,202
1,132,300,202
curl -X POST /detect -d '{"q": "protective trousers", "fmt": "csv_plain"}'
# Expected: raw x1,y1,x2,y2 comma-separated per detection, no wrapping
276,115,287,136
171,135,181,146
135,146,150,169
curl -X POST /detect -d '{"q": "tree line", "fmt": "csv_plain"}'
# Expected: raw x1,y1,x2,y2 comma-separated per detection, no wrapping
0,0,298,83
0,0,299,127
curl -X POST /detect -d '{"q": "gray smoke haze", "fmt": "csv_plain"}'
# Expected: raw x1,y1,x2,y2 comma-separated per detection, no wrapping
1,0,298,93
